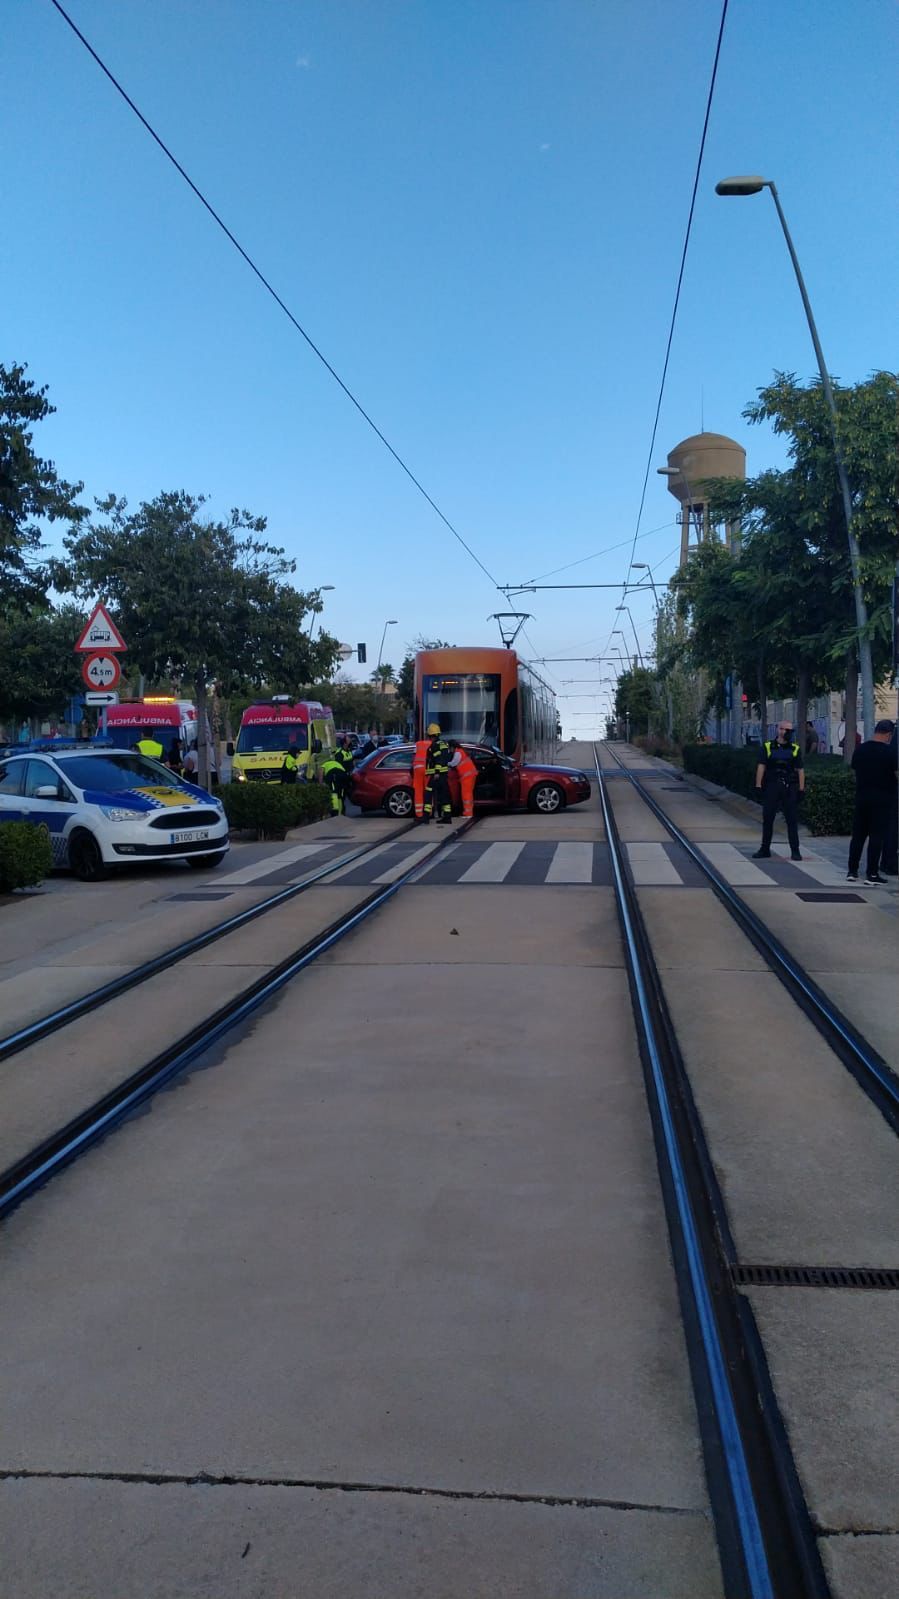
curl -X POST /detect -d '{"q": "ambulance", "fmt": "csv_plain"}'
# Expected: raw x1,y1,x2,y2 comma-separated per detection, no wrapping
232,698,336,784
104,699,184,759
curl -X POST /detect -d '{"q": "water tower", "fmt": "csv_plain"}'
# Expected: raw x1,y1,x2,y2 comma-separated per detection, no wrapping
662,433,746,566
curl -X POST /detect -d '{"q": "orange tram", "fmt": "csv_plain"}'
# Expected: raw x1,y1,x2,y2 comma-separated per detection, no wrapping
413,647,558,765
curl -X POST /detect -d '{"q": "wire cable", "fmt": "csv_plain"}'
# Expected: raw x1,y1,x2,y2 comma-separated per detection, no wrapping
522,521,676,587
614,0,730,617
48,0,501,591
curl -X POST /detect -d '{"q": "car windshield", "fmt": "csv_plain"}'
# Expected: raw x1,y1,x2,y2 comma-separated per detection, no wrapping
236,723,308,754
57,754,188,792
422,673,501,743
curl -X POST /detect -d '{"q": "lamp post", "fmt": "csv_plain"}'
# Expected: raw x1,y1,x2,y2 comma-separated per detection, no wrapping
630,562,659,603
615,604,643,666
715,174,875,739
309,585,335,641
612,631,631,669
376,619,398,692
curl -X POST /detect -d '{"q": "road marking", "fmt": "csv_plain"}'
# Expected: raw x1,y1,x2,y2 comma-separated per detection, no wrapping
788,854,851,886
215,843,328,885
699,842,773,886
372,843,440,883
624,842,682,884
457,842,525,883
545,842,595,883
321,837,409,882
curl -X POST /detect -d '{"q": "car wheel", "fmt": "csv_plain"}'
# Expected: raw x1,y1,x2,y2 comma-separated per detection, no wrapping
528,782,565,815
186,850,228,869
383,786,414,818
69,829,109,882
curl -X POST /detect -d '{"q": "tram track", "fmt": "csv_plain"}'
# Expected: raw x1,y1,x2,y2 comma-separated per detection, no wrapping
0,818,419,1064
0,815,477,1220
601,741,899,1135
594,742,828,1599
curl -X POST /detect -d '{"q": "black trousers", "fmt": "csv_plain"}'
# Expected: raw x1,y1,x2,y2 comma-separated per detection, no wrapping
425,771,451,817
848,792,891,877
761,785,800,854
882,793,898,874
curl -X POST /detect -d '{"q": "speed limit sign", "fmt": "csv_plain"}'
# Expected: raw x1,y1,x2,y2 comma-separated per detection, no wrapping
81,651,122,690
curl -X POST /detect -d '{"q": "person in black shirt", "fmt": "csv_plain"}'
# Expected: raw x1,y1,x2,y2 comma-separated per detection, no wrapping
847,719,897,885
754,722,805,860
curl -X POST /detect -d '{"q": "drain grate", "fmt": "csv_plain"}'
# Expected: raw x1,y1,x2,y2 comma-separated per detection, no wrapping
732,1263,899,1290
168,891,234,902
796,891,864,903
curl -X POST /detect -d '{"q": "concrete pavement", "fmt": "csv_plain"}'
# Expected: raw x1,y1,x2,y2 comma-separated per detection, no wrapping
0,761,723,1597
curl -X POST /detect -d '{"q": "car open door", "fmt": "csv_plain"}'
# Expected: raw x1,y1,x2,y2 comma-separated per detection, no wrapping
500,755,521,808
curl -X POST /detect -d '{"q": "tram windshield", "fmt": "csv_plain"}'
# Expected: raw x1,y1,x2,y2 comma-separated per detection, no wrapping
421,673,501,744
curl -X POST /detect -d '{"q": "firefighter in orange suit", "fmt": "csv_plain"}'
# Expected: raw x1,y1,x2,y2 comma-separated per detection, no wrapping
412,737,432,821
448,741,477,819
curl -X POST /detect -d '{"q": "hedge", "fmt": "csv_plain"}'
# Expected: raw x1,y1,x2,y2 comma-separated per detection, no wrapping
219,780,332,839
0,821,53,893
682,744,855,836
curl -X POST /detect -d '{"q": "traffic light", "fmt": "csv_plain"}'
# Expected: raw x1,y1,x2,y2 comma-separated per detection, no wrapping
357,643,367,664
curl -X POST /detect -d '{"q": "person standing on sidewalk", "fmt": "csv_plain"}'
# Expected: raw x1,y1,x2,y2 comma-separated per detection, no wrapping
846,719,897,886
754,722,805,860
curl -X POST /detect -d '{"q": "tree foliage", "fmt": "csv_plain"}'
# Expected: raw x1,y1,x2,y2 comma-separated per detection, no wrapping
0,363,86,606
0,603,86,729
56,491,340,783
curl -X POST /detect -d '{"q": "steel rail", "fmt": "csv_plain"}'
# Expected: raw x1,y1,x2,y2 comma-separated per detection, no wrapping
0,816,475,1220
594,745,778,1596
0,818,419,1064
595,745,832,1598
603,743,899,1134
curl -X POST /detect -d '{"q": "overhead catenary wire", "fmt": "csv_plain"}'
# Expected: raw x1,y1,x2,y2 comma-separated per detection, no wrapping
47,0,501,592
599,0,730,672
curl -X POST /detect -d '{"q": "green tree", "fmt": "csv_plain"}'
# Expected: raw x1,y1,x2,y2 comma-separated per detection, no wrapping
737,371,897,753
0,603,86,733
56,491,339,785
614,666,656,735
0,362,86,606
396,636,452,706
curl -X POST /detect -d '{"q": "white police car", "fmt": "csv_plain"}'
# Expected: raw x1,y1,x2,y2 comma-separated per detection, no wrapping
0,746,229,881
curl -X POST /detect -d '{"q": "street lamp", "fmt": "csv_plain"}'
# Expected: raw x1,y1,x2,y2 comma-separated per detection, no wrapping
376,619,398,689
615,604,643,666
309,585,335,640
715,174,875,737
612,631,631,669
630,562,659,603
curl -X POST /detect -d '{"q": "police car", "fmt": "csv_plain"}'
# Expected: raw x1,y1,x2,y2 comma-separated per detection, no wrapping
0,745,229,881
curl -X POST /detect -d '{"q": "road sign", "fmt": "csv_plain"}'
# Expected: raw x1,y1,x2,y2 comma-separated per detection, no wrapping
337,643,354,661
75,603,127,653
85,690,120,706
81,652,122,690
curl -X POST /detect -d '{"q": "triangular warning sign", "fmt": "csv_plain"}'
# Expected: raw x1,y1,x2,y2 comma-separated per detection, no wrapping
74,602,127,652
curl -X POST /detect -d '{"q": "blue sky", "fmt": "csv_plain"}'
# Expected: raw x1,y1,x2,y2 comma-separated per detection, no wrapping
5,0,896,735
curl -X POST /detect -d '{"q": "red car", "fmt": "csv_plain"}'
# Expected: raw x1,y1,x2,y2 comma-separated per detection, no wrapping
349,742,591,819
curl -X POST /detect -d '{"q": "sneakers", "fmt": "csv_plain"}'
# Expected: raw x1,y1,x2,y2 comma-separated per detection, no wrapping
791,852,803,861
846,872,858,882
864,874,888,887
752,849,771,859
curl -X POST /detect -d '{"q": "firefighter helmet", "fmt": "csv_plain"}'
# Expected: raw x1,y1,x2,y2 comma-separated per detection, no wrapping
427,722,441,736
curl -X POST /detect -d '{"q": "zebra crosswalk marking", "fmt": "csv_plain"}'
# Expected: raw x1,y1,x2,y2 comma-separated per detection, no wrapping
544,842,595,883
624,842,681,884
372,843,440,884
787,855,849,886
698,843,772,886
215,842,328,885
457,842,526,883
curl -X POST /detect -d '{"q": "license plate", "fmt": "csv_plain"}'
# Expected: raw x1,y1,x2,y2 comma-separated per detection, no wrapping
172,829,209,844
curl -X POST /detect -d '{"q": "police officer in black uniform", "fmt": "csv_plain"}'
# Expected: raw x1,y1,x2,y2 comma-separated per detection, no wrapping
754,721,805,860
